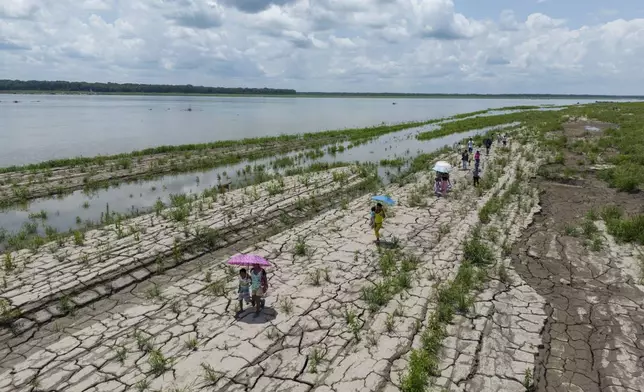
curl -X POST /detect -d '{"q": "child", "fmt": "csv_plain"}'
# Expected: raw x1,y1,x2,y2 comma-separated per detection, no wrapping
474,150,481,166
369,206,376,228
434,176,442,195
237,268,251,312
374,203,385,244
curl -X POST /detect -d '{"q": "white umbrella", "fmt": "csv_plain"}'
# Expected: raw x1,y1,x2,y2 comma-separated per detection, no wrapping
433,161,452,174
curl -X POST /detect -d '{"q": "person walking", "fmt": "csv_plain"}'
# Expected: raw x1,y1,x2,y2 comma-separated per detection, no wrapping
461,150,469,170
473,164,480,187
485,138,492,154
467,139,474,154
373,203,385,244
474,150,481,167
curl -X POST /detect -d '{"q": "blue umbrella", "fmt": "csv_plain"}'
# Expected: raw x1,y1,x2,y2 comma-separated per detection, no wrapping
372,195,396,206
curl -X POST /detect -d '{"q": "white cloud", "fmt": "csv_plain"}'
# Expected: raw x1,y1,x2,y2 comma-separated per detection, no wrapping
1,0,644,93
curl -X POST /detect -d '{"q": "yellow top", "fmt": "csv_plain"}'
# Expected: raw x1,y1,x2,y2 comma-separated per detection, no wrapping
374,212,384,224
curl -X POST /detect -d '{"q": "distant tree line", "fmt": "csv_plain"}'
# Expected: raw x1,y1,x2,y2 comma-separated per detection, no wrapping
0,79,297,95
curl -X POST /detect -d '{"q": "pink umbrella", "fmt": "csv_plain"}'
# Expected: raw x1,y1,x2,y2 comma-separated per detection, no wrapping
227,254,272,267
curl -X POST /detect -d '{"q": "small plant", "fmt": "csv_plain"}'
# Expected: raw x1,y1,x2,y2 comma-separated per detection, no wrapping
82,201,90,209
463,237,494,266
344,308,357,325
279,297,293,315
294,237,308,256
206,280,226,296
366,332,378,347
590,237,603,252
148,348,172,376
201,362,222,385
58,295,74,315
581,219,598,238
486,227,499,243
385,314,396,333
134,330,153,352
135,379,150,392
308,347,325,373
524,367,534,390
145,283,163,300
73,230,84,246
564,225,579,237
309,269,322,286
115,346,127,363
3,253,14,272
204,271,212,283
0,298,21,325
498,264,511,284
266,327,280,340
586,209,598,221
185,336,198,351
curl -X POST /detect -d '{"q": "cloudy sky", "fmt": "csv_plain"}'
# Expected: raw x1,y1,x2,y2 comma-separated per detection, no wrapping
1,0,643,94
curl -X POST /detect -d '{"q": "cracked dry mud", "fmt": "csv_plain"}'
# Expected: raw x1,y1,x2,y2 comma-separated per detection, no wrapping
0,138,521,392
3,132,641,392
513,187,644,392
0,168,366,325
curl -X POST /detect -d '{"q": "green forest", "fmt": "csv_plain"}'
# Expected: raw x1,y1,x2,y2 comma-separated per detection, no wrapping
1,79,643,99
0,79,297,95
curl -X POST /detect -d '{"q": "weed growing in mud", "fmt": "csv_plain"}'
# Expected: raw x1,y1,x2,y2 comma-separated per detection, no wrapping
600,205,644,245
73,230,84,246
308,347,325,373
590,237,603,252
498,264,511,284
294,237,308,256
308,269,324,286
206,280,226,297
197,228,220,250
58,295,74,315
3,253,15,272
135,379,150,392
463,237,493,266
134,330,153,352
201,362,222,385
148,348,172,376
265,327,280,340
385,314,396,333
0,299,21,325
279,297,293,315
114,346,127,364
266,180,284,196
563,225,580,237
523,368,535,391
185,336,198,351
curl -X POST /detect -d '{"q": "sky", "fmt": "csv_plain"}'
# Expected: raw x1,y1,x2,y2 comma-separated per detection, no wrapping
1,0,644,94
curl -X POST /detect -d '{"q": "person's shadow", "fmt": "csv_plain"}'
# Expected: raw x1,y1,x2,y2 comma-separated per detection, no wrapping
236,306,278,324
376,241,398,249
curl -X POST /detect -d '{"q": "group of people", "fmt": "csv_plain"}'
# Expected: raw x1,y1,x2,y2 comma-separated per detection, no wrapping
236,133,509,317
237,265,268,317
460,134,506,187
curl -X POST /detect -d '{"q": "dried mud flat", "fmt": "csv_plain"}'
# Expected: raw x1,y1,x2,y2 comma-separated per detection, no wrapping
1,122,643,392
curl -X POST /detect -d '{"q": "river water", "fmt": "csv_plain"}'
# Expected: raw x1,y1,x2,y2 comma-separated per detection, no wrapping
0,94,595,167
0,94,598,237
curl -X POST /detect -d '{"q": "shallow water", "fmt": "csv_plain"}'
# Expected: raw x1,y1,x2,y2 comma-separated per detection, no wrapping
0,94,597,167
0,122,505,235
